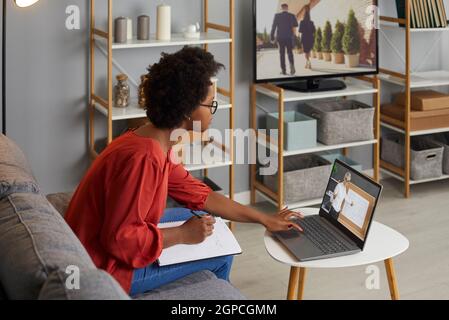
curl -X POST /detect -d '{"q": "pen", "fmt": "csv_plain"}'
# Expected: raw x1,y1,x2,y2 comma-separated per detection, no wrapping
191,210,203,219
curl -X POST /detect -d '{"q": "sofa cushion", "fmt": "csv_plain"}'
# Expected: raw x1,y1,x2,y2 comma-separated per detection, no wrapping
0,134,39,199
0,193,96,300
46,192,74,218
135,271,246,300
38,269,130,300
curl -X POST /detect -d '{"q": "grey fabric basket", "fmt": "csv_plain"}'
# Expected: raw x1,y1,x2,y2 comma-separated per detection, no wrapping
263,154,332,203
430,133,449,174
301,100,374,145
381,133,444,180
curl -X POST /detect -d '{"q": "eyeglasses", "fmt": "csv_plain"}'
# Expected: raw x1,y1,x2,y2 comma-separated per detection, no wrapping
200,100,219,115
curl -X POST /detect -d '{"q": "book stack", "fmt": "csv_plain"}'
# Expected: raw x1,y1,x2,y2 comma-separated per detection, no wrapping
396,0,448,28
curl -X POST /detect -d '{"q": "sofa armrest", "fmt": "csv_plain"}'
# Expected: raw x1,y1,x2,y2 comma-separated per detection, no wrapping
46,192,74,218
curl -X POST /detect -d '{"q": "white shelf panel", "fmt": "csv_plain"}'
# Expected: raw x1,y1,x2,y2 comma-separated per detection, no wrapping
95,96,232,121
112,33,232,49
381,22,449,32
256,79,377,102
381,168,449,185
379,70,449,88
258,133,378,157
95,103,146,121
381,122,449,136
183,143,232,172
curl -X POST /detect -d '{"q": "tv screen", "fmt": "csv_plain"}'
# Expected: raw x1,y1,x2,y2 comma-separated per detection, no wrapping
254,0,378,83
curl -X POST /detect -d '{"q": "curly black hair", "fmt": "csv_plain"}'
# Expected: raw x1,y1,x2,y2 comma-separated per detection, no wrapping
144,47,224,129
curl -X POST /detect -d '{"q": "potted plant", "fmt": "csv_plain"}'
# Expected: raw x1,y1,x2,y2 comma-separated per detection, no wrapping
343,9,361,68
331,20,345,64
314,28,323,60
321,21,332,62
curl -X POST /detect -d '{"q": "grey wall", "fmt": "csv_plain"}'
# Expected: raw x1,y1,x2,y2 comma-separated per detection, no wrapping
1,0,449,196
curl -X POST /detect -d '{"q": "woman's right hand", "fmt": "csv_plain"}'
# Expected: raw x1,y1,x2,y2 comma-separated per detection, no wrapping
179,215,216,245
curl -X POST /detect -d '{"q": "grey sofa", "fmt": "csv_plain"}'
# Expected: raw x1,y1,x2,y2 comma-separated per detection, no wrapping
0,134,245,300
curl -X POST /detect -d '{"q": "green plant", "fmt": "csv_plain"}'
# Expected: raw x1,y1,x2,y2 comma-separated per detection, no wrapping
331,20,345,54
321,21,332,53
343,9,361,55
314,28,322,52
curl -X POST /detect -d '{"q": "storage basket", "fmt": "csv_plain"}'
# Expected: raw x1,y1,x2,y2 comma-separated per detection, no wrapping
263,154,332,203
302,99,374,145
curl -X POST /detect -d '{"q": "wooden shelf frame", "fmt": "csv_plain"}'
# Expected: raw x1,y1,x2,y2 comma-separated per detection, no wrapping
250,77,381,210
379,0,449,198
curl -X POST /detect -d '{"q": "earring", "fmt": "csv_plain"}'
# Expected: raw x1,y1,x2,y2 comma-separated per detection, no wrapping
184,115,191,121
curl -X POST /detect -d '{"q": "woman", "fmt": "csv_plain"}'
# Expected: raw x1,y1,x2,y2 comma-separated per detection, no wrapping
65,47,303,296
299,5,316,69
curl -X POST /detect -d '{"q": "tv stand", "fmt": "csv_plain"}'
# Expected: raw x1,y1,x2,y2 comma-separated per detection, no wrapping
277,79,347,93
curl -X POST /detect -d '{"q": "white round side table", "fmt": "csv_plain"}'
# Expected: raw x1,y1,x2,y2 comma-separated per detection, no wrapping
264,208,409,300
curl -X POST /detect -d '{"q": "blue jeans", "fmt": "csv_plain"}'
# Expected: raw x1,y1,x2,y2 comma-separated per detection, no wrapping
129,208,234,296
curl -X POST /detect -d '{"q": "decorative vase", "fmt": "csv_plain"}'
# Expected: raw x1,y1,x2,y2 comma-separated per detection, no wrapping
114,74,130,108
323,52,332,62
318,52,323,60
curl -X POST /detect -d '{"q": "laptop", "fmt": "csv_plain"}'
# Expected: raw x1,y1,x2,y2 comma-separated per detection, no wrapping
273,159,383,262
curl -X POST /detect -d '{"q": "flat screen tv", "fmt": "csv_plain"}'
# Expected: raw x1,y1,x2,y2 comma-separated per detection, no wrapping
254,0,379,92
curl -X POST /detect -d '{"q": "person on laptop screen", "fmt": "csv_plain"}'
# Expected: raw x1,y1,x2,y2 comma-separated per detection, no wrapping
330,172,354,219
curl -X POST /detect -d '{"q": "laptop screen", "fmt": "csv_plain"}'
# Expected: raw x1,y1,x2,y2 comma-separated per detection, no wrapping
319,159,383,249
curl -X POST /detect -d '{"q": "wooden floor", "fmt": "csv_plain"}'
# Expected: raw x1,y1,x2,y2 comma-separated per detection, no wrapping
230,178,449,300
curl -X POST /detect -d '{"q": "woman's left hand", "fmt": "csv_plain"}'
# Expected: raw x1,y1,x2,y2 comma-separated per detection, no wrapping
262,207,304,233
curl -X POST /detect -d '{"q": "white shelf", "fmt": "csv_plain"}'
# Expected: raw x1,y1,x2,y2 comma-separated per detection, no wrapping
256,79,378,102
112,32,232,49
379,70,449,88
95,96,232,121
183,143,232,172
381,22,449,32
258,132,378,157
381,168,449,185
381,122,449,136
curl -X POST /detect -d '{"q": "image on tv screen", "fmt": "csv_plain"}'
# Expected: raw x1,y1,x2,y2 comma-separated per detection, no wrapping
255,0,378,82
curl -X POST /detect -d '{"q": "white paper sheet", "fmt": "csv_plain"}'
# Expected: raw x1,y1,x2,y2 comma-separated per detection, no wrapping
158,218,242,266
341,189,369,228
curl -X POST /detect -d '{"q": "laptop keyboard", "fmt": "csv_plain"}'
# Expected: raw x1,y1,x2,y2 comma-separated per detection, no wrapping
296,217,353,255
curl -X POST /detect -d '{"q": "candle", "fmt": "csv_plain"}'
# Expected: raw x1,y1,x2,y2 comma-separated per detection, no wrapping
157,5,171,41
127,17,133,40
114,17,127,43
137,15,150,40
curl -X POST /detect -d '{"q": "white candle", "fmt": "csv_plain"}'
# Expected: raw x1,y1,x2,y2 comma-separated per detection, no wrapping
157,5,171,41
127,17,133,40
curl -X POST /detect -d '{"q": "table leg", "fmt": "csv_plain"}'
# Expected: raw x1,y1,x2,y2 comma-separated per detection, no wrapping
297,268,307,300
384,258,400,300
287,267,299,300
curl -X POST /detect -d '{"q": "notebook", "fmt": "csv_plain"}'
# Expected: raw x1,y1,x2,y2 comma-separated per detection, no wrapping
157,218,242,266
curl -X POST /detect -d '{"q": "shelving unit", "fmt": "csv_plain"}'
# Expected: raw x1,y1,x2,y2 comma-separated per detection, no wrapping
250,77,380,210
89,0,235,215
379,0,449,197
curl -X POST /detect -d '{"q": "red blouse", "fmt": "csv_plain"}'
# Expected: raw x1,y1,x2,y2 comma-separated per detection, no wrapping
65,131,212,293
